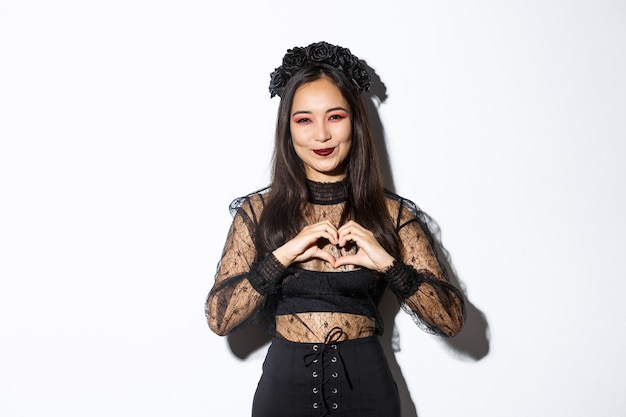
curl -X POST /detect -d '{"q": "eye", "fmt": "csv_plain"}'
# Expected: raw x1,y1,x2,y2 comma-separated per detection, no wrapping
294,117,311,124
328,112,348,121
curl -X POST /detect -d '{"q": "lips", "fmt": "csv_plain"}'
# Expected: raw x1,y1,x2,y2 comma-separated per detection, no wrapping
313,148,335,156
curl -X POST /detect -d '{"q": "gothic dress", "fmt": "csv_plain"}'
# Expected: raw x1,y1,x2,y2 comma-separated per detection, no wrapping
206,179,465,416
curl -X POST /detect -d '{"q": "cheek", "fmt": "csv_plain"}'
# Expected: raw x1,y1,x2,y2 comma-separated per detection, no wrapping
289,124,306,147
290,133,306,150
338,125,352,145
290,137,307,160
342,140,352,157
338,121,352,141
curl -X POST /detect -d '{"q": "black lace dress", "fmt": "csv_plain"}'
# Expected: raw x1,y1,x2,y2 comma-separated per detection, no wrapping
206,180,465,417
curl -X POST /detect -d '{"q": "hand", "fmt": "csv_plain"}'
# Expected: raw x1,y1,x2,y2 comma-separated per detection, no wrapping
334,220,395,272
272,220,340,267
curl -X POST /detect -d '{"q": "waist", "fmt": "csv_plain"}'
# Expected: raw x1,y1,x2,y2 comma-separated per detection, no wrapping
269,333,381,351
275,312,376,343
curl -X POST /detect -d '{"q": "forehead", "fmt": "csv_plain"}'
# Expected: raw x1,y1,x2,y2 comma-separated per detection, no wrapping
291,77,349,111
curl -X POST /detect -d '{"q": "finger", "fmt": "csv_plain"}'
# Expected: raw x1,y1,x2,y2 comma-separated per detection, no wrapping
299,226,338,246
337,220,358,235
334,253,367,269
337,229,350,247
317,230,338,246
338,227,367,247
315,220,339,233
313,248,337,267
310,222,339,244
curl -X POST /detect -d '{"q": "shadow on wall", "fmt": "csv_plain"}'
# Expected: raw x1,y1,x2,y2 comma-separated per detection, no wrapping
364,62,490,417
225,62,490,417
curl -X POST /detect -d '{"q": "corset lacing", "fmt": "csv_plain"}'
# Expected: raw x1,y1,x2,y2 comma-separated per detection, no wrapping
303,327,353,416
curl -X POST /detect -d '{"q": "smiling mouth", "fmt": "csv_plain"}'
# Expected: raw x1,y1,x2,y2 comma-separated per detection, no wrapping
314,148,335,156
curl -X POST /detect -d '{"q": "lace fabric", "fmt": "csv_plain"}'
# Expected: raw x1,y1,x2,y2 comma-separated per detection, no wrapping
205,180,465,341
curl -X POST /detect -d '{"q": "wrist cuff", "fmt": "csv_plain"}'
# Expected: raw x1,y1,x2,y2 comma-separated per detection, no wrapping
384,261,423,299
247,253,288,295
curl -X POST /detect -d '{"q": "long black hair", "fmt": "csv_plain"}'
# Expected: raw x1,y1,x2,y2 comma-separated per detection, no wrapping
255,64,400,260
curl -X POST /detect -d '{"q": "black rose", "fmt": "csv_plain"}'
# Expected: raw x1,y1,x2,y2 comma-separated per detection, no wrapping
281,47,307,74
268,67,288,98
268,41,371,98
306,41,337,63
352,62,371,92
335,47,356,71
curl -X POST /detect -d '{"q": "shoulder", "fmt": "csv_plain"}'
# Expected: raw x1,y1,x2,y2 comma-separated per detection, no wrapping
384,190,421,219
229,186,270,218
383,190,442,239
383,189,437,231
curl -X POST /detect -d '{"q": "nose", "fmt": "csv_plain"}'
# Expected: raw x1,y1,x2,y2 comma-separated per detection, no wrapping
314,121,331,142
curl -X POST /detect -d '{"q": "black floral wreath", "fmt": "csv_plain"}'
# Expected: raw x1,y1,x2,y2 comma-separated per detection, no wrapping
268,41,371,98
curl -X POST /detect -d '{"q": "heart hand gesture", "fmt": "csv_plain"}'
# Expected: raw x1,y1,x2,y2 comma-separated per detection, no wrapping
272,220,395,272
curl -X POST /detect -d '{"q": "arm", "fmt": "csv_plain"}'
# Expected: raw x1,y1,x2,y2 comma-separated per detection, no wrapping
205,197,288,336
206,193,353,336
384,200,466,337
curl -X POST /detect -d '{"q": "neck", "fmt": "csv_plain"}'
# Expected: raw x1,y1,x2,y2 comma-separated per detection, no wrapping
306,177,349,204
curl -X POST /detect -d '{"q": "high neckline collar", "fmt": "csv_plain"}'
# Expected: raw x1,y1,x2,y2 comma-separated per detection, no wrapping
306,178,349,204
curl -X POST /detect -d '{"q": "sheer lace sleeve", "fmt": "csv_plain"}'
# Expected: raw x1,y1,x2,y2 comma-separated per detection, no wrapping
384,195,466,337
205,192,288,336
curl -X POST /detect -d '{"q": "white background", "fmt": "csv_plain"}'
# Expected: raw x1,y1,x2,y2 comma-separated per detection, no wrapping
1,1,625,416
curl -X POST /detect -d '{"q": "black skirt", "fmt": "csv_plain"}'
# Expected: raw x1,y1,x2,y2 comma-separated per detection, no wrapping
252,335,401,417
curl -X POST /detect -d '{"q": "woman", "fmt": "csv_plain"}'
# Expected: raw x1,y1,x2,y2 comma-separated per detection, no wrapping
206,41,465,417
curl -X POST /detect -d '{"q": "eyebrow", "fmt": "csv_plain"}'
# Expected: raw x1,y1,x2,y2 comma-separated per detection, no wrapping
291,106,350,117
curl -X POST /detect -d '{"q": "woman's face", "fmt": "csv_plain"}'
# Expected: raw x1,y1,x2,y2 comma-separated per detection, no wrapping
290,77,352,182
